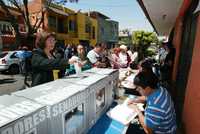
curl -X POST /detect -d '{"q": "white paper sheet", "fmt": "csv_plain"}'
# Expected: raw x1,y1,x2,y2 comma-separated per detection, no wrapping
107,98,144,125
108,104,138,125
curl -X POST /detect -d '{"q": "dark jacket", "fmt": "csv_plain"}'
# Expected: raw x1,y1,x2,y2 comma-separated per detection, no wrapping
31,48,69,87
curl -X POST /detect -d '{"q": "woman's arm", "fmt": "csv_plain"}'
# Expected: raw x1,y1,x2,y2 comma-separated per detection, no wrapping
32,53,69,71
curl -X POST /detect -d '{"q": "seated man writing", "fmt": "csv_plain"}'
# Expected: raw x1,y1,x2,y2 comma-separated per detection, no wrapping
128,71,177,134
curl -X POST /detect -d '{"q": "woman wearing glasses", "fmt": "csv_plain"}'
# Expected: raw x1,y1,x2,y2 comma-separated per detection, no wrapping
31,32,75,86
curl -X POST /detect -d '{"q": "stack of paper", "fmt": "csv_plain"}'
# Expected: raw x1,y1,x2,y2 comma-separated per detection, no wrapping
107,104,138,125
107,98,144,125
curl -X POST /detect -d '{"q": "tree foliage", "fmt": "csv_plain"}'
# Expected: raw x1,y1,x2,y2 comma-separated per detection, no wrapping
0,0,78,49
132,30,158,60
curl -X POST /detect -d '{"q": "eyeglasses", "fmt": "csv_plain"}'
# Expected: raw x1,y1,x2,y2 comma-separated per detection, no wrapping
51,39,56,43
47,37,56,43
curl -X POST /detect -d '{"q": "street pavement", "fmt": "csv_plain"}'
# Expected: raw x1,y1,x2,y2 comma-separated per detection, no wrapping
0,73,25,96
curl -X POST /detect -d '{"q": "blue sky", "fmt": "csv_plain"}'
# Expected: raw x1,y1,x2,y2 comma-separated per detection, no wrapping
65,0,153,32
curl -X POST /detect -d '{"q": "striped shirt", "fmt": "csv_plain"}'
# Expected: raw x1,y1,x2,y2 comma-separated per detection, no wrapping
145,86,177,134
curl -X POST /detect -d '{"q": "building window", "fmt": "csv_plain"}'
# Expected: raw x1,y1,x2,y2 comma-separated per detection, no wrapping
101,27,104,35
92,26,95,39
2,24,7,33
57,18,66,33
85,23,91,33
69,20,76,31
0,23,13,35
48,16,56,28
115,24,118,29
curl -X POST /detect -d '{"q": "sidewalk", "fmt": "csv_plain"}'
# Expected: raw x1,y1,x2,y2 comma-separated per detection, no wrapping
0,73,24,95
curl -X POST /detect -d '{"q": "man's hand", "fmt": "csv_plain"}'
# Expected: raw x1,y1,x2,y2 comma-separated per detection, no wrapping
128,96,146,104
95,61,107,68
128,103,141,114
129,103,153,134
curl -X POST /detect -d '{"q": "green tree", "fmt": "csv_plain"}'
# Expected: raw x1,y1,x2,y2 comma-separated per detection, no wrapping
0,0,78,49
132,30,158,60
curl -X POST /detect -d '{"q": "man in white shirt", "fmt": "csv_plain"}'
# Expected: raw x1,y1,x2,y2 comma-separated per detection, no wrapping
118,45,131,68
87,43,107,68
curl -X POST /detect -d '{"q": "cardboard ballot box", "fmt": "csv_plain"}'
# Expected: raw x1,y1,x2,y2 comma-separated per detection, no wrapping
84,68,119,106
63,72,112,130
88,102,128,134
0,95,47,134
84,68,119,89
13,80,88,134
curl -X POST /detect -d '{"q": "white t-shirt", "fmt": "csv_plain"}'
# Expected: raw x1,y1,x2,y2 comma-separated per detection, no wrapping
87,50,100,64
119,52,128,67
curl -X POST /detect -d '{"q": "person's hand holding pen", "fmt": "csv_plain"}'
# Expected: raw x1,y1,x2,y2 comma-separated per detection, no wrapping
128,103,142,115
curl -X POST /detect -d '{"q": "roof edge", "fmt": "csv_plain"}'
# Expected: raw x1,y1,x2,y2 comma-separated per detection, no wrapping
136,0,158,35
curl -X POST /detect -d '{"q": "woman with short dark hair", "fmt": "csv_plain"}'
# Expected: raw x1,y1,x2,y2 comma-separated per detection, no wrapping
31,32,74,86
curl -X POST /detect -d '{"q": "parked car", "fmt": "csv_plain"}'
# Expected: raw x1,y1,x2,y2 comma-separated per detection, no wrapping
0,51,21,74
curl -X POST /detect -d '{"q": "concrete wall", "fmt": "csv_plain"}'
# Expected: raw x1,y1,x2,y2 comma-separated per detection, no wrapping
182,13,200,134
171,1,200,134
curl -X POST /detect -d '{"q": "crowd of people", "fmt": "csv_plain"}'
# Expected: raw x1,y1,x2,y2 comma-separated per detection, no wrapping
17,31,176,134
18,32,175,87
27,31,141,87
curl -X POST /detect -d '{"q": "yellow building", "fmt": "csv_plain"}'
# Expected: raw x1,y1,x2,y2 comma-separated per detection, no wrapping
65,12,98,46
44,3,70,43
29,0,97,47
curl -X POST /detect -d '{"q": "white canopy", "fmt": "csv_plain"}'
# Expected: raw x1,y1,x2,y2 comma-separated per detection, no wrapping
137,0,183,36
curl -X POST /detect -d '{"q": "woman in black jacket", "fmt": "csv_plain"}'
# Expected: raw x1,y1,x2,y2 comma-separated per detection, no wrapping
31,32,74,86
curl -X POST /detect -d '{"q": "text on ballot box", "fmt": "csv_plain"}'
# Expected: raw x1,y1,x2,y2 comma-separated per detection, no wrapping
12,81,88,134
0,95,47,134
